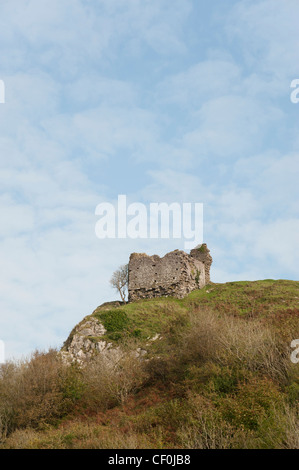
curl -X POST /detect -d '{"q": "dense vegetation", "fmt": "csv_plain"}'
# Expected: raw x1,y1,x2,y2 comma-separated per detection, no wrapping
0,280,298,449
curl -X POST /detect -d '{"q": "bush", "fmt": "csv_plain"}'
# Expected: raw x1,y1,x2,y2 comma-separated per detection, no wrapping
0,350,83,439
177,394,242,449
220,377,284,431
179,309,290,382
80,350,147,410
281,404,299,449
0,345,148,441
99,309,130,333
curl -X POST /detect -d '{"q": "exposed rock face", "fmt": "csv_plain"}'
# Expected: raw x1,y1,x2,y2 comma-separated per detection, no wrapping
128,244,212,302
60,316,117,365
60,308,149,365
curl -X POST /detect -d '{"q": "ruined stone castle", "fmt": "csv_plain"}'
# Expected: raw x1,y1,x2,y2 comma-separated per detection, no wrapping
60,244,213,364
128,244,212,301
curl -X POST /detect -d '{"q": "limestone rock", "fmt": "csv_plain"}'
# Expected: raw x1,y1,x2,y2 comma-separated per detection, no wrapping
60,316,110,365
60,311,147,366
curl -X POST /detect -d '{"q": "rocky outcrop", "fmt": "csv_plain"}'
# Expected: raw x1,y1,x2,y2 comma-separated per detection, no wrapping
60,310,148,365
60,316,117,365
128,244,212,302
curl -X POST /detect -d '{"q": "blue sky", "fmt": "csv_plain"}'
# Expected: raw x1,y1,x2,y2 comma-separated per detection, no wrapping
0,0,298,359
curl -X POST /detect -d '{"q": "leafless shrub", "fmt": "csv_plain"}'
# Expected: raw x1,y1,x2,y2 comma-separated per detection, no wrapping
81,350,147,409
178,394,239,449
110,264,128,303
0,349,81,439
180,309,290,382
281,404,299,449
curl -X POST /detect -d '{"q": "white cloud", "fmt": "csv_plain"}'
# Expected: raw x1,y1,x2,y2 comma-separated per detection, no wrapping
233,152,299,216
183,95,283,158
0,0,191,78
158,59,242,107
0,195,35,237
228,0,299,79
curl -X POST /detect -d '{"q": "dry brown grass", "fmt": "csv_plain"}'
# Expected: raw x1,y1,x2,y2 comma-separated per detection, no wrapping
281,405,299,449
0,349,82,440
0,419,155,449
177,394,241,449
81,349,148,410
180,308,290,382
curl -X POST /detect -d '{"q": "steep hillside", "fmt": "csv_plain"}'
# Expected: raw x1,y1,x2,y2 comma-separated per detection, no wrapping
61,279,299,364
1,280,298,449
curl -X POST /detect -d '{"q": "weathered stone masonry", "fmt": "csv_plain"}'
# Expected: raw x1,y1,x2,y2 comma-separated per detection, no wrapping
128,244,212,301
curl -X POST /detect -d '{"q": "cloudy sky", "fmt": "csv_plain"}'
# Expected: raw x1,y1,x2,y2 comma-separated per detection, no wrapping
0,0,298,359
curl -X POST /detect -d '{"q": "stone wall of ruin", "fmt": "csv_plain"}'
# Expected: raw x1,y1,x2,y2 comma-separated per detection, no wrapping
128,244,212,301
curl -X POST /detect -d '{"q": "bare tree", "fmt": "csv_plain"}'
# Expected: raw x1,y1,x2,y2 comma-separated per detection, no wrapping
110,264,129,303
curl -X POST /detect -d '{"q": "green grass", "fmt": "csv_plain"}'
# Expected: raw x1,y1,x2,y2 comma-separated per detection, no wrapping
91,280,299,345
92,296,188,343
185,280,299,313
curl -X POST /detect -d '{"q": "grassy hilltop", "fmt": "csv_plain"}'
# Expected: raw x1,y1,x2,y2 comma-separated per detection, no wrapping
0,280,299,449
